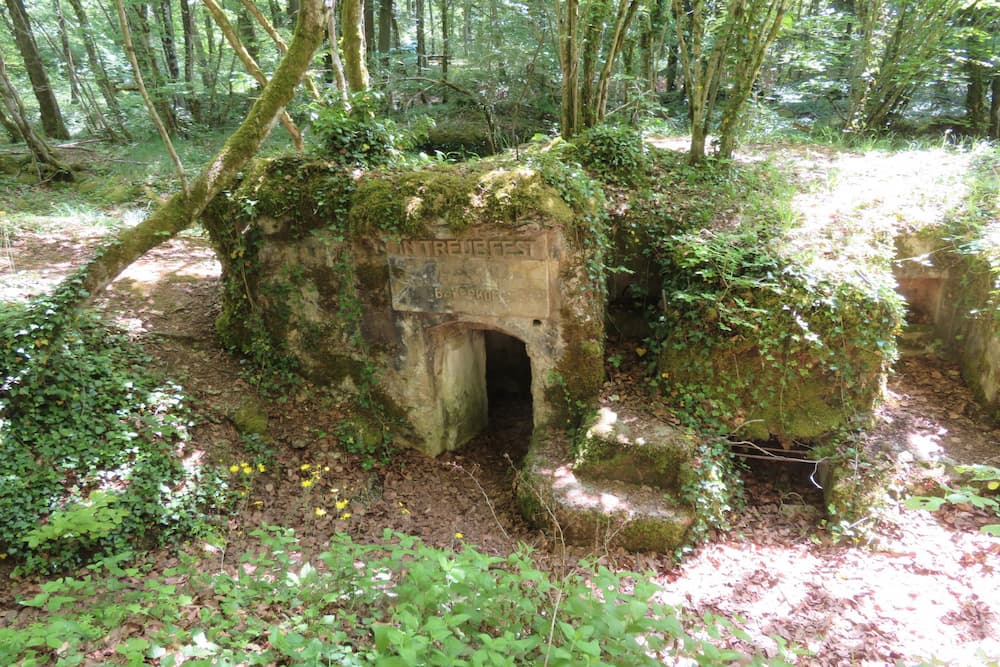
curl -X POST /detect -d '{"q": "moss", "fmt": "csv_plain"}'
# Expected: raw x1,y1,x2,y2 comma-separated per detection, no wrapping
347,174,413,235
229,158,355,238
230,398,270,436
354,260,389,292
551,317,605,425
655,256,900,442
517,431,695,552
348,162,576,236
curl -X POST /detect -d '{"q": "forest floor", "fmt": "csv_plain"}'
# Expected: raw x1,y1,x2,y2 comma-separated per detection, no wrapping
2,142,1000,665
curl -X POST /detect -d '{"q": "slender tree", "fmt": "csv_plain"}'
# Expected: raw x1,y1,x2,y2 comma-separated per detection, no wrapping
202,0,304,148
326,0,350,104
115,0,188,193
558,0,642,137
3,0,70,138
342,0,370,91
65,0,131,138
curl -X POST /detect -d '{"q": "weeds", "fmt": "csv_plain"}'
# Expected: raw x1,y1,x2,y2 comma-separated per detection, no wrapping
0,527,799,665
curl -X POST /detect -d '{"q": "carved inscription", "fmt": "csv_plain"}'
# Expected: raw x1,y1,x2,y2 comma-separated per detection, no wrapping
387,236,550,317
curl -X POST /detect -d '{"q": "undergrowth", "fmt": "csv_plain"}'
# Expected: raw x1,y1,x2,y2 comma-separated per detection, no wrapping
0,527,799,666
0,279,228,574
617,151,903,444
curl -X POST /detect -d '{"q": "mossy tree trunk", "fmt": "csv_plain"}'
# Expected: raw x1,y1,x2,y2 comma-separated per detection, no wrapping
990,74,1000,140
559,0,640,138
557,0,580,138
3,0,70,139
715,0,790,159
342,0,370,92
70,0,329,301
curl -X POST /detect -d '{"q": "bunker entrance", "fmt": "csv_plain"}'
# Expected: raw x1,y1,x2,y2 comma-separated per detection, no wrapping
451,330,533,464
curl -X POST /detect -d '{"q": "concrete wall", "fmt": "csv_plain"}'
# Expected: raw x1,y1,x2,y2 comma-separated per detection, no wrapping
895,230,1000,412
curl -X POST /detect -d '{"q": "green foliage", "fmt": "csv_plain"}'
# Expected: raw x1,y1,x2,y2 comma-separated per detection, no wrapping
623,156,903,440
0,284,228,573
524,140,611,285
0,527,798,665
906,464,1000,536
572,124,650,186
307,92,433,168
335,415,395,471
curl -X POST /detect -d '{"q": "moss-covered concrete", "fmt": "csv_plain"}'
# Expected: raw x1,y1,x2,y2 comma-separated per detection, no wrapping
655,278,898,442
574,407,698,490
517,428,695,552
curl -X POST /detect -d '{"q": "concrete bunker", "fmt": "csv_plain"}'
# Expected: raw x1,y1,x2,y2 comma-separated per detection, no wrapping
208,159,607,459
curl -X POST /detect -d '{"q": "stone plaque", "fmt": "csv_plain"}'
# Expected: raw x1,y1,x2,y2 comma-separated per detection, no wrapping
386,236,551,317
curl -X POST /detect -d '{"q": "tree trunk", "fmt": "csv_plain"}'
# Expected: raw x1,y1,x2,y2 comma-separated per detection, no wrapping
594,0,641,124
0,103,24,143
71,0,328,302
180,0,202,120
155,0,181,80
3,0,70,139
364,0,375,60
990,73,1000,140
558,0,580,138
578,0,605,130
342,0,370,91
52,0,80,104
378,0,392,55
440,0,449,90
65,0,131,138
127,3,181,135
0,49,72,178
416,0,426,71
236,3,261,62
965,60,988,134
716,0,790,159
327,0,350,105
116,0,188,193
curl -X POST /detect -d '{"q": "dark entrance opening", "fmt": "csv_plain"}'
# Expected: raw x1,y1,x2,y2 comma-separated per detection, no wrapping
731,439,826,514
478,330,533,463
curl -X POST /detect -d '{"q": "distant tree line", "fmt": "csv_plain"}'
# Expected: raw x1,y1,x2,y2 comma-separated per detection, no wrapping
1,0,997,167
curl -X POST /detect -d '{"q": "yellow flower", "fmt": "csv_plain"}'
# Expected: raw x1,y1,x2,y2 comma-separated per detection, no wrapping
300,463,312,471
339,512,352,520
257,463,266,473
229,464,240,473
400,508,411,515
454,532,464,540
0,553,6,560
314,507,328,517
335,499,349,510
241,465,252,475
301,479,313,488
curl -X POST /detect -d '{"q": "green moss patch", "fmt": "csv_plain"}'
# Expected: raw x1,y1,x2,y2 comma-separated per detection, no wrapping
517,430,696,552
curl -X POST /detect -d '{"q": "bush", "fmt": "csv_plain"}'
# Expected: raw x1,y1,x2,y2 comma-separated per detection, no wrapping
307,92,432,168
0,286,227,573
574,124,649,186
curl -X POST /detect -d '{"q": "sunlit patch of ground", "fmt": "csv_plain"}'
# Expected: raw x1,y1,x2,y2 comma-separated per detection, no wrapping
658,509,1000,665
780,146,979,292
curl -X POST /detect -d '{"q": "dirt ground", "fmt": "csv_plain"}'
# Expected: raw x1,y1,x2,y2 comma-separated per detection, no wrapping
2,145,999,666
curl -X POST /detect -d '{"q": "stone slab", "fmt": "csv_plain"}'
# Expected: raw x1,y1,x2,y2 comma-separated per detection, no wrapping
386,235,551,318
